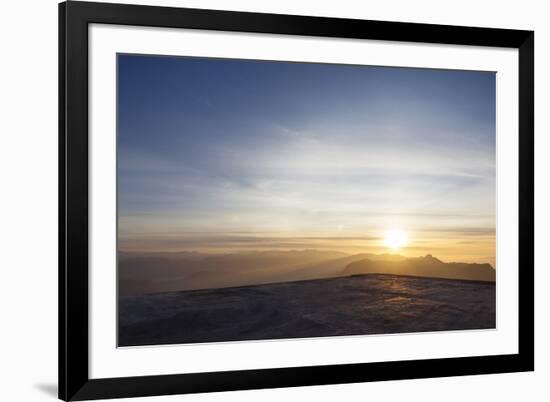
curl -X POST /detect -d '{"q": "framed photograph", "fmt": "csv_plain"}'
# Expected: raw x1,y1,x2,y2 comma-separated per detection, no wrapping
59,1,534,400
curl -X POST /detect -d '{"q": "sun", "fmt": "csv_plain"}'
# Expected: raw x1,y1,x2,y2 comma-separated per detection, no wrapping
383,229,408,250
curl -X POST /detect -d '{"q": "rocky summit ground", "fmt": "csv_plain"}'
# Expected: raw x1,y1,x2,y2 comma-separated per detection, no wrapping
118,273,495,347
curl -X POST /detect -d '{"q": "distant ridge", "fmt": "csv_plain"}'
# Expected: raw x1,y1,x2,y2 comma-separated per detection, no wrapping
119,250,495,296
343,254,495,282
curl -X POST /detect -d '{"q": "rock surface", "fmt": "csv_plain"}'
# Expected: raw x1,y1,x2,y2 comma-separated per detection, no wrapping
119,273,496,347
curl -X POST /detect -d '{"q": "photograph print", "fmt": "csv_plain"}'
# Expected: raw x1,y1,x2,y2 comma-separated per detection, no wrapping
117,54,496,347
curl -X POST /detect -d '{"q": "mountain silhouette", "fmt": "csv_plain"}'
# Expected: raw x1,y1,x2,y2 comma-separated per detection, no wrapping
343,254,495,282
119,250,495,296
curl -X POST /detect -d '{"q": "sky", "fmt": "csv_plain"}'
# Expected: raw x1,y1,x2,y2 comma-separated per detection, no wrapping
118,54,496,265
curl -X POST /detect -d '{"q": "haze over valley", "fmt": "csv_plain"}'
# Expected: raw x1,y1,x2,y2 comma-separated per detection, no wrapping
119,249,495,296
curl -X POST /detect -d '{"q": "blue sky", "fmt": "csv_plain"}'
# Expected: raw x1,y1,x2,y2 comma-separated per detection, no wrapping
117,54,496,263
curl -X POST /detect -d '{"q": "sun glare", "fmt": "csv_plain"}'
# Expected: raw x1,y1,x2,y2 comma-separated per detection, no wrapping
383,229,408,250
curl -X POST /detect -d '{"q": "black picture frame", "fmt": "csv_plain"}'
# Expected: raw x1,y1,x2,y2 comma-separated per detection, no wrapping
59,1,534,400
